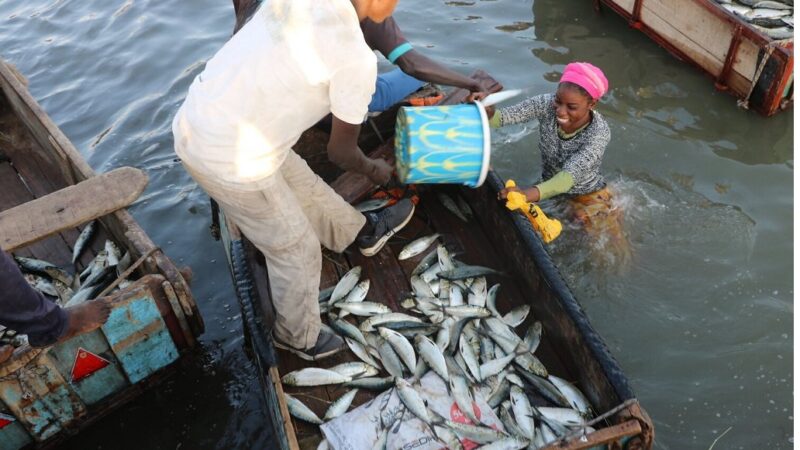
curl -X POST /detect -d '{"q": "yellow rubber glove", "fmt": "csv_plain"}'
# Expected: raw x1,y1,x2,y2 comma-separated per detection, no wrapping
504,179,562,244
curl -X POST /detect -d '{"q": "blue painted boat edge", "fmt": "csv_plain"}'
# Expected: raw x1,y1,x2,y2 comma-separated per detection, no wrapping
228,238,290,450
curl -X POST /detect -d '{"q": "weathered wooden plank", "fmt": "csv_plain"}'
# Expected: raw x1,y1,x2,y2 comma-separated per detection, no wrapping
101,283,179,384
0,167,148,252
0,352,86,441
46,330,129,406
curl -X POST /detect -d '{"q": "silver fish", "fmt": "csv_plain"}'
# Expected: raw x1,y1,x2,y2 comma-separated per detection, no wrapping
345,337,381,368
344,279,370,303
433,425,464,450
434,417,508,443
378,339,406,378
487,284,501,317
435,317,455,351
329,362,378,379
548,375,592,417
502,304,530,328
487,379,512,409
331,317,368,347
437,192,468,222
23,274,58,297
420,263,442,284
459,334,482,381
450,374,480,424
414,335,448,383
336,301,391,316
344,376,394,391
410,275,435,298
467,277,487,307
281,368,351,387
14,256,73,287
72,221,96,265
753,1,793,10
536,406,585,427
456,195,474,221
395,378,430,423
330,266,362,304
318,286,335,302
323,388,359,420
437,245,456,272
360,312,424,332
379,328,416,373
104,240,122,266
510,385,535,440
355,198,391,212
438,265,503,281
479,353,517,381
516,370,570,407
445,305,492,319
411,249,439,276
398,234,441,260
499,400,529,440
522,322,543,353
284,393,323,424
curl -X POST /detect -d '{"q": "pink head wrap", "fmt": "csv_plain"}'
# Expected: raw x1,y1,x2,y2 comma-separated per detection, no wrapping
559,62,609,100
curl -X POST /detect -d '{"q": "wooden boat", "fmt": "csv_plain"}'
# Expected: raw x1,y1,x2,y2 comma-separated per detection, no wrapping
215,10,654,442
0,59,204,449
592,0,793,116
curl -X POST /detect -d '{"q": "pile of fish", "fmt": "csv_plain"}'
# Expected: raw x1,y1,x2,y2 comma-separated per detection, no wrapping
282,234,598,450
713,0,794,39
3,220,132,349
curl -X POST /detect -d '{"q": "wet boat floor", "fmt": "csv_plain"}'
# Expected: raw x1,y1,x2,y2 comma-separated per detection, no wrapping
244,185,575,443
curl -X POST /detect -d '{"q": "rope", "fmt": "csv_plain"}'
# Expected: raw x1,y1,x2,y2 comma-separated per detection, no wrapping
737,38,793,110
96,247,161,299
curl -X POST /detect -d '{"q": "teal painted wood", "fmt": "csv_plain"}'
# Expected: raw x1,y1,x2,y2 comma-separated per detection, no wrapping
0,401,32,450
47,330,129,406
0,420,33,450
0,356,85,442
102,296,179,384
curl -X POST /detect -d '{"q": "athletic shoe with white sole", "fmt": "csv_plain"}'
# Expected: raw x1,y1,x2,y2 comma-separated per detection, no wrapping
357,199,415,257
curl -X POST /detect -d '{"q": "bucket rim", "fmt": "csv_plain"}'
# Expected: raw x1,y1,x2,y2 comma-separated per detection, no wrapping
473,100,491,187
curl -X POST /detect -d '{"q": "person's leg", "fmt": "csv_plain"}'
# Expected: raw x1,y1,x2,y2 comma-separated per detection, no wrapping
183,164,324,353
368,68,425,113
280,151,416,257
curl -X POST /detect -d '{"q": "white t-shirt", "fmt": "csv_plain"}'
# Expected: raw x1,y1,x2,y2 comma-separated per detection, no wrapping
173,0,377,189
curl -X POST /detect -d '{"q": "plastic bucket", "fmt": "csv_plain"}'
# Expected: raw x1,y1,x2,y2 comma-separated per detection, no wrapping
394,101,490,187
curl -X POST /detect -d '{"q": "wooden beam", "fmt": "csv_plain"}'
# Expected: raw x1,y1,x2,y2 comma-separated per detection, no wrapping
540,420,643,450
0,167,148,251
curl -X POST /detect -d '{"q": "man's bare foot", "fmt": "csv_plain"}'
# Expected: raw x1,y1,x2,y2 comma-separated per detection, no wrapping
0,345,13,364
59,298,113,343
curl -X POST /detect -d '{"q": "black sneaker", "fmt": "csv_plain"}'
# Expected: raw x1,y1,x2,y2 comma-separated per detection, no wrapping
357,199,415,256
273,328,345,361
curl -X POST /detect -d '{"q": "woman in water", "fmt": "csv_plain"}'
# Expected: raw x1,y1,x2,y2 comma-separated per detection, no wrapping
473,62,630,265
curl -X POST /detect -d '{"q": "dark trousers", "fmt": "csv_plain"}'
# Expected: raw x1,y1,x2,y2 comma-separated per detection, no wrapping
0,251,67,347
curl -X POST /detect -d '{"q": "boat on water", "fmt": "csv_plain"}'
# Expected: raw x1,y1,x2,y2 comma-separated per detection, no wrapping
0,58,204,449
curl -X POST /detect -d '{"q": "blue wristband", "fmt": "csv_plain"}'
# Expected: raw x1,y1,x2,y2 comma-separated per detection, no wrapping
387,42,413,64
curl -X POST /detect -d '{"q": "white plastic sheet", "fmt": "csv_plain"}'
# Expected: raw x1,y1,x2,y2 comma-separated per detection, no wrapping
321,373,505,450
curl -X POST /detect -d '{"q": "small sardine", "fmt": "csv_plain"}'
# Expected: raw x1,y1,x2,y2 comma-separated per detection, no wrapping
459,334,482,381
330,266,362,304
411,249,439,276
323,388,359,420
378,339,406,378
502,304,530,328
510,386,535,439
438,265,503,281
336,301,391,316
329,361,378,379
344,376,394,391
345,337,381,368
281,368,351,387
414,335,449,383
360,312,424,332
72,221,96,265
398,234,441,260
548,375,593,417
379,328,416,373
285,393,323,424
450,374,480,424
331,317,368,346
395,378,430,423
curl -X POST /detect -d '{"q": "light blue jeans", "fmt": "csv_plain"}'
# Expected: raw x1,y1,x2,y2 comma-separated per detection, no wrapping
368,68,425,113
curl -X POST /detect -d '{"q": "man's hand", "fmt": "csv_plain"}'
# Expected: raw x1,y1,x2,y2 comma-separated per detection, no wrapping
368,158,393,185
467,92,496,118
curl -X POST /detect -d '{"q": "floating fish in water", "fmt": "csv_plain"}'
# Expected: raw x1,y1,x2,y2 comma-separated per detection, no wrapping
72,221,96,265
355,198,392,212
398,234,441,260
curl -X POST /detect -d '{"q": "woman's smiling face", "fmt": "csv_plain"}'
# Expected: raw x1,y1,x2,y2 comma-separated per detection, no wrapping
553,83,597,133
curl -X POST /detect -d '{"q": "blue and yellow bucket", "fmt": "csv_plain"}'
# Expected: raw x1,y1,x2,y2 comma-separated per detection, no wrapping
394,102,491,187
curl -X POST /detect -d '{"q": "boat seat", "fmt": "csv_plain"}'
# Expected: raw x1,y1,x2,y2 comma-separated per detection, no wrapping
0,167,148,252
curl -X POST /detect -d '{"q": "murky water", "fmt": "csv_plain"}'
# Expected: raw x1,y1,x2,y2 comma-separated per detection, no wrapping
0,0,792,449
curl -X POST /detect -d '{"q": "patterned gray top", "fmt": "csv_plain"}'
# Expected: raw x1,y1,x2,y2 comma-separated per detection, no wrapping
498,93,610,196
